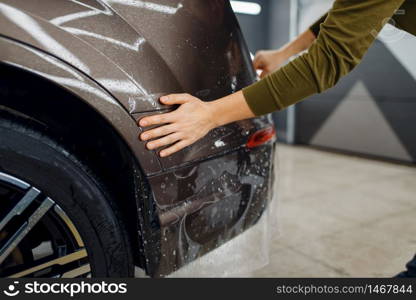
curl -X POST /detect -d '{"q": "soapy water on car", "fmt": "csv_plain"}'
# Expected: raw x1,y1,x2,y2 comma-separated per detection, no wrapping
166,161,279,278
135,196,279,277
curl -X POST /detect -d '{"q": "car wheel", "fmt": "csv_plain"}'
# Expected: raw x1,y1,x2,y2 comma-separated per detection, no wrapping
0,118,134,278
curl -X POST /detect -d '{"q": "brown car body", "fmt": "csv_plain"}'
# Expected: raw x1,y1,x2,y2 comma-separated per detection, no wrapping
0,0,275,277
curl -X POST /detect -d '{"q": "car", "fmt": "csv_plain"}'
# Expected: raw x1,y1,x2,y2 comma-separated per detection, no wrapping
0,0,276,278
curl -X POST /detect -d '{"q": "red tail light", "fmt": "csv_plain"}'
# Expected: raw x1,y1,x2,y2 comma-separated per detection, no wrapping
246,127,276,149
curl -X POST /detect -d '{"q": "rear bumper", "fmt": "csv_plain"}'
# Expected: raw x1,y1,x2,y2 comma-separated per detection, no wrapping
142,143,276,277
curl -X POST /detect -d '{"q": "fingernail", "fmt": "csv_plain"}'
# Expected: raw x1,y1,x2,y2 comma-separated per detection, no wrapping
147,143,154,150
140,120,148,126
160,96,169,102
141,134,148,140
159,151,165,157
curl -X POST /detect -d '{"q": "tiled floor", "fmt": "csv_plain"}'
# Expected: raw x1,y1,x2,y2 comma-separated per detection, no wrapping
171,144,416,278
254,144,416,278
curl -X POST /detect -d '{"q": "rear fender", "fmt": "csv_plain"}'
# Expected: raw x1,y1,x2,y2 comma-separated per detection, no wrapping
0,1,182,113
0,36,161,175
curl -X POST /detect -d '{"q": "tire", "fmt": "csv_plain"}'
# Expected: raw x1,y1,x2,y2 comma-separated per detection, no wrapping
0,118,134,277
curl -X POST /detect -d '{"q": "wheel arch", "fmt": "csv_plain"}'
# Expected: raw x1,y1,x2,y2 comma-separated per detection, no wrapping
0,38,159,269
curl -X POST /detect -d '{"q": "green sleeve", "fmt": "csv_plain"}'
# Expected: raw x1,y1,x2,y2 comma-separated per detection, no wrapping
310,2,416,46
243,0,406,116
310,14,329,38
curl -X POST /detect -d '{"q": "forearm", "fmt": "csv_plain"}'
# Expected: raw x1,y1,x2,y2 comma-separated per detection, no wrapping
244,0,405,116
211,31,316,124
279,29,316,59
208,91,255,127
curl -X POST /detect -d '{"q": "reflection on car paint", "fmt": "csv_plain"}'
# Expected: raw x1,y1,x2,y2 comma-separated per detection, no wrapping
64,27,147,52
0,0,257,112
0,37,161,174
105,0,184,15
0,3,89,72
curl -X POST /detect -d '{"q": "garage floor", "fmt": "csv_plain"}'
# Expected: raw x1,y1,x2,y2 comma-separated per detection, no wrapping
170,144,416,278
254,144,416,278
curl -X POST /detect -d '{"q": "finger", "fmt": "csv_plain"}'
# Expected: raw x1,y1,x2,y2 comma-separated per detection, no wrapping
146,133,182,150
140,124,177,141
254,60,265,71
139,111,176,127
159,140,192,157
160,93,193,105
260,70,269,79
253,52,264,69
253,56,264,70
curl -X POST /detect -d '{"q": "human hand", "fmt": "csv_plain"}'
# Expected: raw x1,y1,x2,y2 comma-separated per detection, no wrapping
139,94,217,157
253,49,289,78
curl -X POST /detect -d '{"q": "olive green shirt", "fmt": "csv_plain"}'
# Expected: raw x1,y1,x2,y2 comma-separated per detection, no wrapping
243,0,416,116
